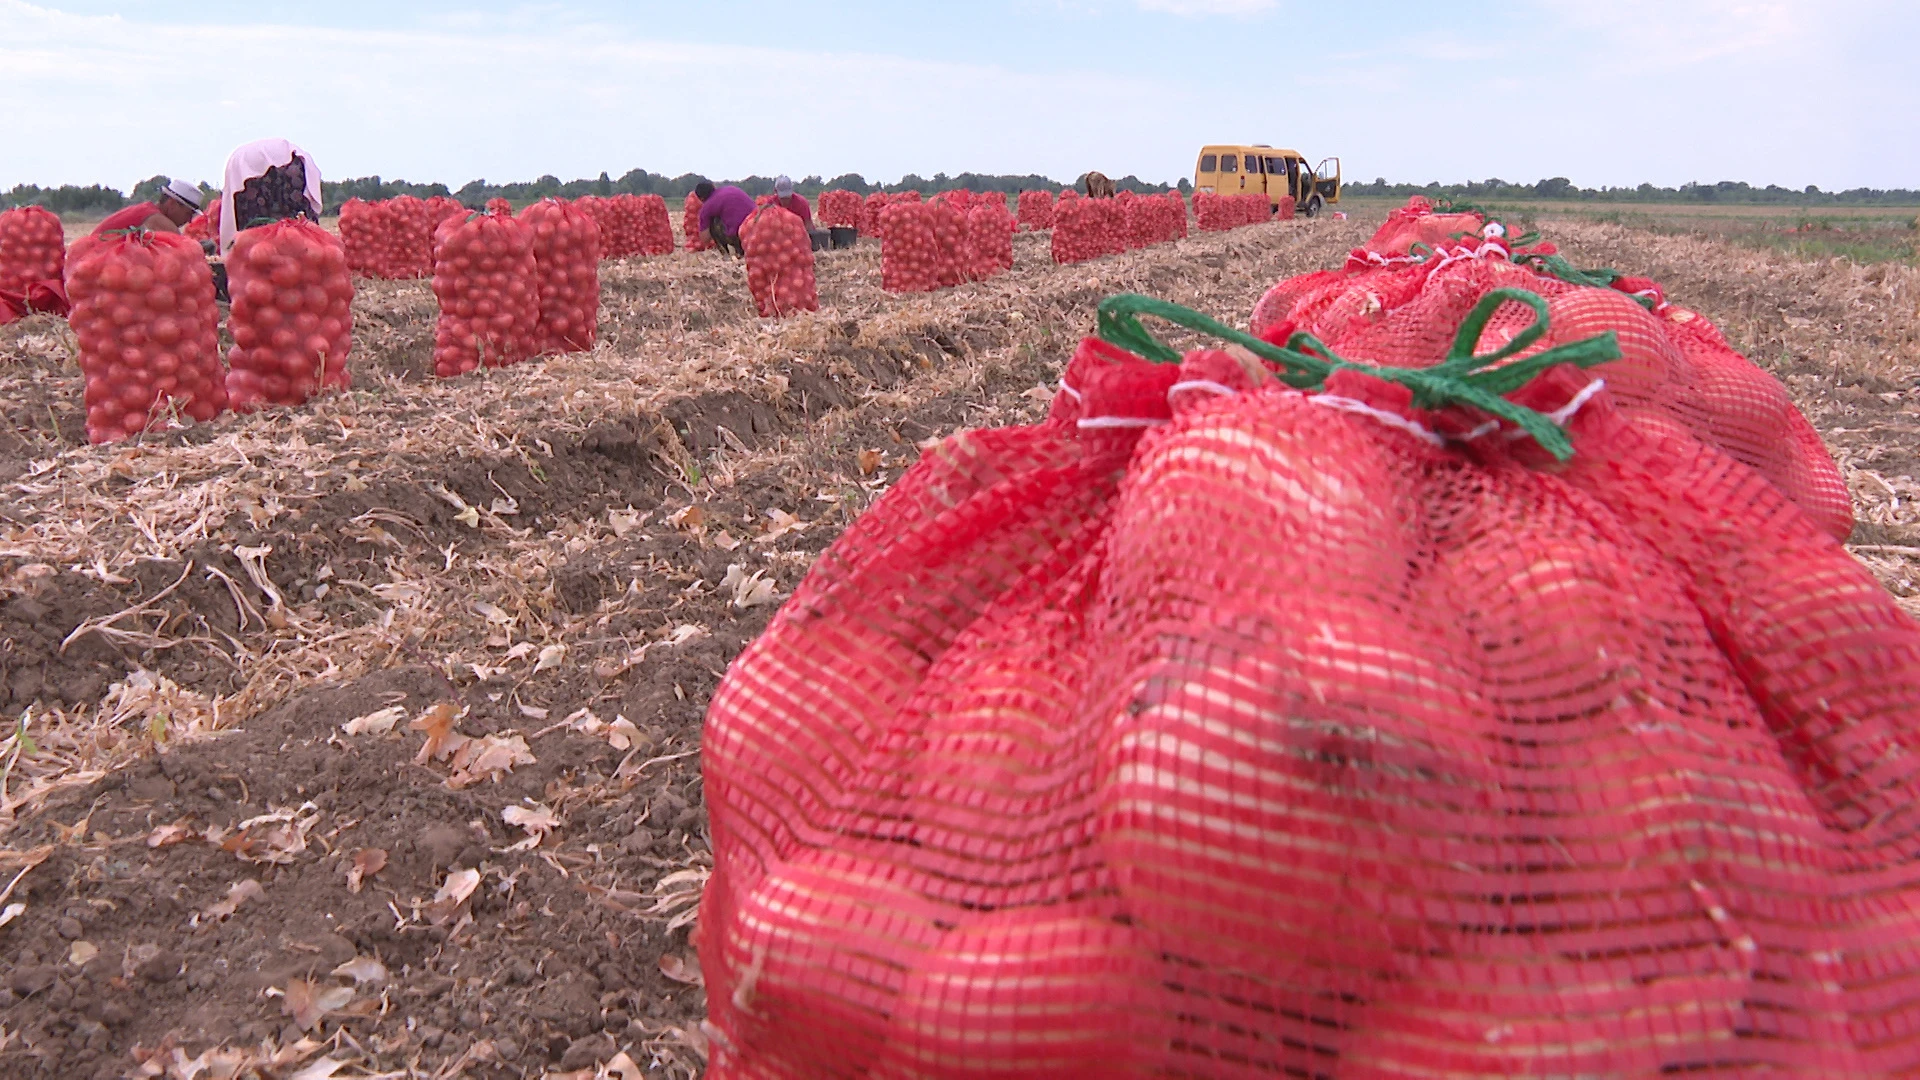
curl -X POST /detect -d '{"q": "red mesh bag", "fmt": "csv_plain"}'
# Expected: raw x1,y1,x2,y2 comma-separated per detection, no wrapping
66,230,227,443
739,205,818,318
928,201,966,288
684,194,714,252
519,199,601,353
937,188,974,214
863,192,896,239
0,206,66,292
819,190,863,230
605,194,652,258
484,197,513,217
700,288,1920,1077
1365,196,1485,256
1254,244,1854,540
576,197,612,258
1194,191,1271,231
879,202,939,294
634,194,675,256
225,220,354,411
1017,189,1056,231
426,196,466,230
383,195,433,279
183,204,218,245
337,199,383,276
430,210,538,377
966,202,1014,282
1051,194,1125,264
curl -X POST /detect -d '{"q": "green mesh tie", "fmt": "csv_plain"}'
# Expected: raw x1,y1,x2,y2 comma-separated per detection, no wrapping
1094,289,1620,461
1511,252,1655,309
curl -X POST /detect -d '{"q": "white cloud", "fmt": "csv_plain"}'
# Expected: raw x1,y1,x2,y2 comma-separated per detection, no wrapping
0,0,1199,191
1136,0,1277,14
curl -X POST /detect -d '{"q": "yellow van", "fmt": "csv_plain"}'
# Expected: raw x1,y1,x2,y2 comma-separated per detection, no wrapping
1194,146,1342,217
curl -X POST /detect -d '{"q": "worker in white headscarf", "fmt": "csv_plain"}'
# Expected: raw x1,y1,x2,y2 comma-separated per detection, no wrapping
219,138,322,254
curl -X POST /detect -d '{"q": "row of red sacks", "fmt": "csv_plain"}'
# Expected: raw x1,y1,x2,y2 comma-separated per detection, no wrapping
58,197,602,443
878,193,1016,295
698,198,1917,1077
1194,190,1286,231
1052,190,1189,265
339,194,670,279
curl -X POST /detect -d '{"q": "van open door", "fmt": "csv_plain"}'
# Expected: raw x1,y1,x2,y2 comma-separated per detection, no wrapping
1315,157,1342,204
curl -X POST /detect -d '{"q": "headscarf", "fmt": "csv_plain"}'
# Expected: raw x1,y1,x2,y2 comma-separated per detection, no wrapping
219,138,322,254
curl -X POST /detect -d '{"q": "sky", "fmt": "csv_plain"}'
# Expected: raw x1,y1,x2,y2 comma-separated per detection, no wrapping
3,0,1916,195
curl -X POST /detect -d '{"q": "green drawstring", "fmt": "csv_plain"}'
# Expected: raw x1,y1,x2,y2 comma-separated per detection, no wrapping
1511,252,1656,310
1094,289,1620,462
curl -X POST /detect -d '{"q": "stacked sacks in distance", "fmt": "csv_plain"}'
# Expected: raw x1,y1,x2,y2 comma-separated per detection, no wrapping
430,208,538,377
337,199,382,276
879,202,940,294
426,196,466,232
384,195,433,278
862,192,892,238
928,200,966,288
683,194,714,252
1194,191,1272,231
698,288,1920,1076
819,190,864,231
225,219,354,411
635,194,675,256
1017,189,1055,231
65,230,227,443
965,197,1015,282
0,206,66,292
519,198,601,353
576,197,615,258
485,198,514,217
1051,191,1125,264
740,205,818,317
1248,211,1854,541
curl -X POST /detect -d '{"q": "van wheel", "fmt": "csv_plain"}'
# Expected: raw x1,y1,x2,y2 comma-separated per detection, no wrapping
1304,195,1324,218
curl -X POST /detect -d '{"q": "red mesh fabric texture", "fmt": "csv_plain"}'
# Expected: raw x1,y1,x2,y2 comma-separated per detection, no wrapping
1249,250,1853,540
0,206,66,290
700,289,1920,1075
820,190,864,230
683,194,715,253
741,206,819,317
225,219,354,411
1017,189,1056,231
1363,196,1486,256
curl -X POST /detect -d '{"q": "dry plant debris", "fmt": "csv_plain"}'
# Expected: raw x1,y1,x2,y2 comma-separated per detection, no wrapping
0,207,1911,1077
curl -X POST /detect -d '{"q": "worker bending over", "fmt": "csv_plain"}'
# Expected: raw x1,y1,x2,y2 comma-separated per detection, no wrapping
695,181,754,257
91,179,204,236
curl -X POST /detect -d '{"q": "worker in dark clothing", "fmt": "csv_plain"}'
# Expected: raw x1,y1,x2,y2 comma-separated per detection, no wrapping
695,181,753,258
770,175,829,252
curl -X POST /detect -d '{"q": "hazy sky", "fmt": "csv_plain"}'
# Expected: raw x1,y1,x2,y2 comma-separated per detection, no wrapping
4,0,1915,194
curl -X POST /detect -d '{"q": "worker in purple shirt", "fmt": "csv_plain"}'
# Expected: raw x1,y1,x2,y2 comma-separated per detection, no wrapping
695,181,753,258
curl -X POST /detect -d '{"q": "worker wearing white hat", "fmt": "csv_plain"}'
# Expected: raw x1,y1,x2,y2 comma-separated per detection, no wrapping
89,178,206,236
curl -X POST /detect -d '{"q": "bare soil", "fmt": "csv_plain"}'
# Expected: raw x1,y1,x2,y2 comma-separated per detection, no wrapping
0,208,1912,1078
